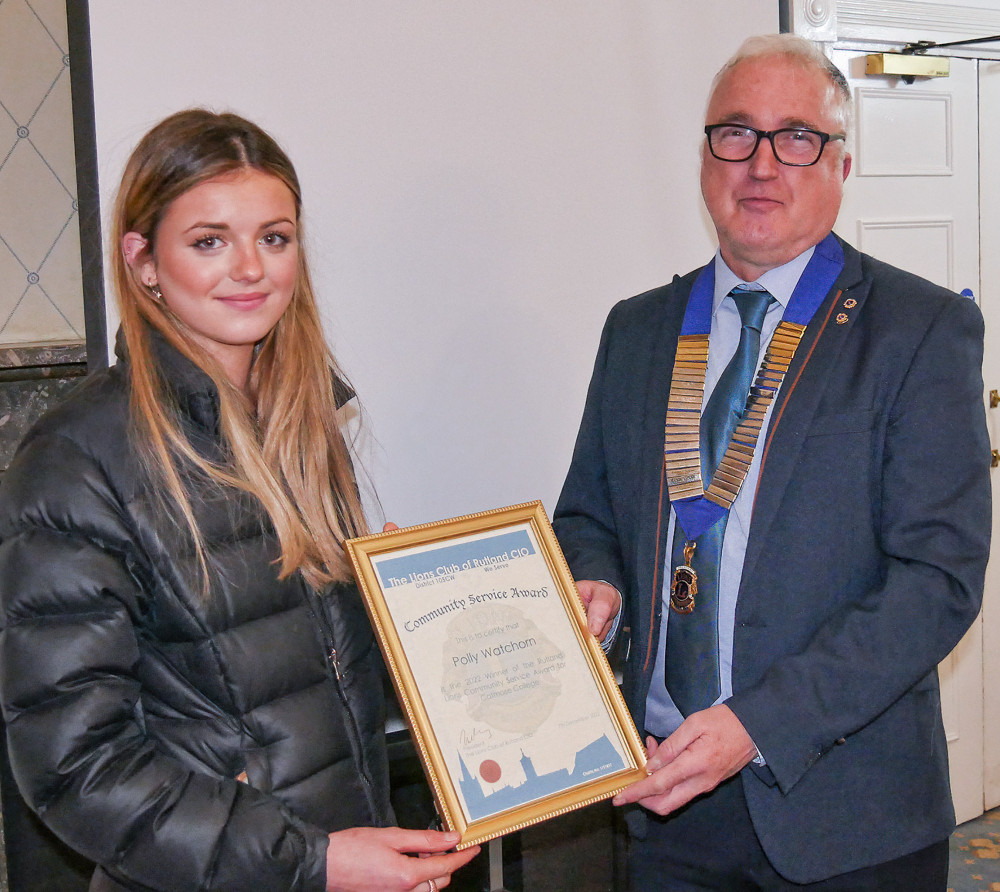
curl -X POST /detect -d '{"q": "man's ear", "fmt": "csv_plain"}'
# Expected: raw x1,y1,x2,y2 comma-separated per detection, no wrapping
841,152,852,181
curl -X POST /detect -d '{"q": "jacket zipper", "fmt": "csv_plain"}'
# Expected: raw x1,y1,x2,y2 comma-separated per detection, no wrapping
306,590,380,820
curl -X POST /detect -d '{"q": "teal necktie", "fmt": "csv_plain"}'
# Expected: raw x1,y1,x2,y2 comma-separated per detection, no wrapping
665,286,774,716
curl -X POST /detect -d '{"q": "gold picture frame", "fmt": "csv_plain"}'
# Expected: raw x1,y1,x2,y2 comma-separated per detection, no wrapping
344,500,646,850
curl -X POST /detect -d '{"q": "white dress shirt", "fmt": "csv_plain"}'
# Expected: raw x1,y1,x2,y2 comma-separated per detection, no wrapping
643,247,814,737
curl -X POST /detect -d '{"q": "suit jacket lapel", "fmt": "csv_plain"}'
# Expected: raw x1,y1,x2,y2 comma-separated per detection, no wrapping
632,273,694,670
741,240,869,584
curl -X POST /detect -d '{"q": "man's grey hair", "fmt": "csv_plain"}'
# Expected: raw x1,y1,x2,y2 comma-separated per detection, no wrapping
709,33,853,141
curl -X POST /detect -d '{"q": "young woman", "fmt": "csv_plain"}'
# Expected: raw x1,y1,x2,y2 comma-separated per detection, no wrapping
0,110,477,892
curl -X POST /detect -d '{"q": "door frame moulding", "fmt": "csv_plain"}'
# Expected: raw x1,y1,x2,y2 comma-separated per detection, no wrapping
781,0,1000,59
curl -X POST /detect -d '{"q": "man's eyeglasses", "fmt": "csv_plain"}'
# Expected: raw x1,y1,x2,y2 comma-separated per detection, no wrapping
704,124,846,167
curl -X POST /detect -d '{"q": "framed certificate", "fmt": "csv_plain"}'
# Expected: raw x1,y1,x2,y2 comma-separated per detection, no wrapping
344,501,646,849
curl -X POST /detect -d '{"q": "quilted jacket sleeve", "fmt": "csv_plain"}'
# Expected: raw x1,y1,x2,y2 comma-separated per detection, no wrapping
0,428,329,892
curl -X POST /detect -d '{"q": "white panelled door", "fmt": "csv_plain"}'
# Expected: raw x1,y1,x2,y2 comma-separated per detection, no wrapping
830,49,985,824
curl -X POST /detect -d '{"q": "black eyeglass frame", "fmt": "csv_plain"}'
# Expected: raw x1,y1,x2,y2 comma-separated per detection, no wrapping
704,124,846,167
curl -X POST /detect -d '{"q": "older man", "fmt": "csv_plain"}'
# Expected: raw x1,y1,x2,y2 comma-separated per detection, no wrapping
554,34,990,890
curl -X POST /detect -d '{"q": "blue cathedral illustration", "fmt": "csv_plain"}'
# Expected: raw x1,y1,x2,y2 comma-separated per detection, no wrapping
457,734,625,820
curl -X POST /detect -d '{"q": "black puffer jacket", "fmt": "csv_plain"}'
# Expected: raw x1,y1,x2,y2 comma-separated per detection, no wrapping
0,335,391,891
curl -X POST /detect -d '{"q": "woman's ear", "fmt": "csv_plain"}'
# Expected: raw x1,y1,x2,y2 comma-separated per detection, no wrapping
122,232,157,287
122,232,148,269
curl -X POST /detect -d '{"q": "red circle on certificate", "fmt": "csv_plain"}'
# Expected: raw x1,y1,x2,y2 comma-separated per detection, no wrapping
479,760,502,783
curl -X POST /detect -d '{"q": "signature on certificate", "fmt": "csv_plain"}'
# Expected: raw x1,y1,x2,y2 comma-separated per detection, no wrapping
460,727,493,747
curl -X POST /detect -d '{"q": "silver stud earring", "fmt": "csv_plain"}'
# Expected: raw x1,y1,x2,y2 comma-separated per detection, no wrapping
149,282,162,301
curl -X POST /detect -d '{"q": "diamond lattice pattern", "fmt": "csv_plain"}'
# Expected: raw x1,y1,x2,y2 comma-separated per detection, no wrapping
0,0,84,344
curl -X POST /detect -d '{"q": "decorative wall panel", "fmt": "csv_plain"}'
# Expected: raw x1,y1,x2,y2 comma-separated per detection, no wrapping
0,0,84,344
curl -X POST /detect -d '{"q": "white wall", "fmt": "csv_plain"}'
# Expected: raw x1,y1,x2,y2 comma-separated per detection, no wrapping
87,1,775,526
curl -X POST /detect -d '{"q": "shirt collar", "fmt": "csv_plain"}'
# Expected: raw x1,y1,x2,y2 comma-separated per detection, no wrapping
711,245,816,315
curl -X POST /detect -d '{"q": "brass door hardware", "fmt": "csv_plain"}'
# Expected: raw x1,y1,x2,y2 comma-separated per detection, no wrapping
866,53,950,79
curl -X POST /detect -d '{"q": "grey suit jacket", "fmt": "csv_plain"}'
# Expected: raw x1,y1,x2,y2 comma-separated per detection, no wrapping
553,236,991,882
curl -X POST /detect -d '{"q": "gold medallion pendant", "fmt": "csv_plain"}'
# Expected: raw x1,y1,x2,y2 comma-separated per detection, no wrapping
670,541,698,613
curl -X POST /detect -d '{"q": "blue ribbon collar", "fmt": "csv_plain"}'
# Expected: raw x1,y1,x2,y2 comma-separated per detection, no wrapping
671,233,845,540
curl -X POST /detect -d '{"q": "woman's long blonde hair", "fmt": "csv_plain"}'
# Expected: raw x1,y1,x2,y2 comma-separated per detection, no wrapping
111,109,368,589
